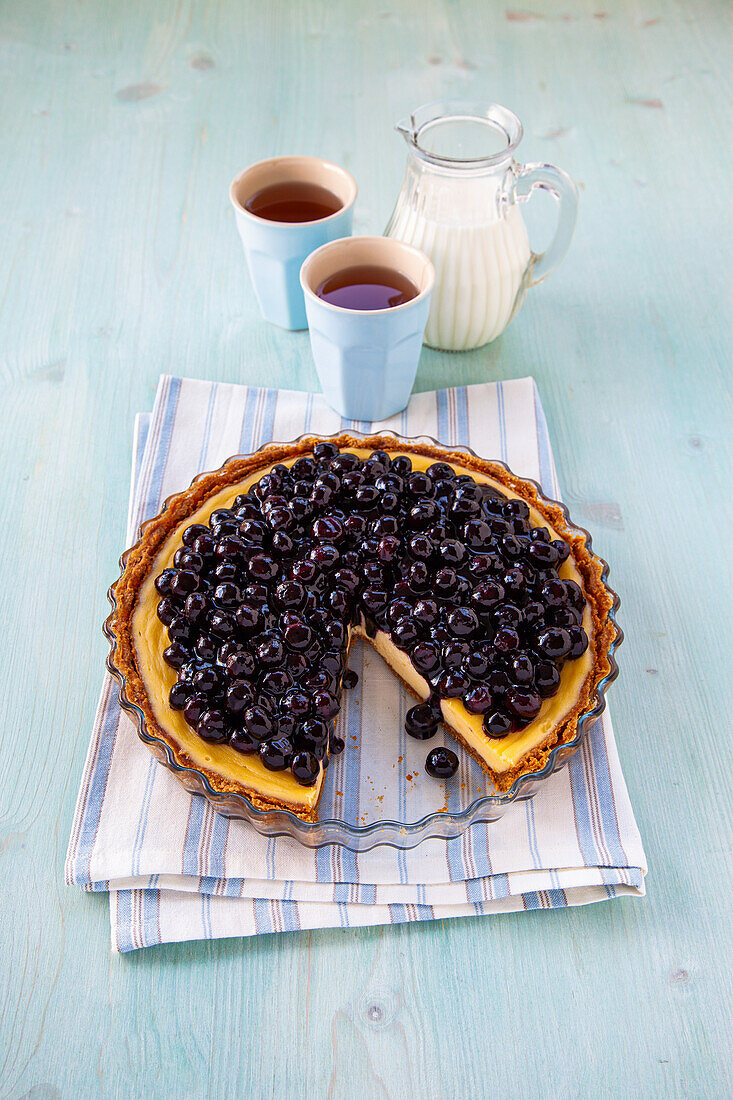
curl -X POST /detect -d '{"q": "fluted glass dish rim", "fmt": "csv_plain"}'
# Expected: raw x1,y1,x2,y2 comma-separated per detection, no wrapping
104,430,622,852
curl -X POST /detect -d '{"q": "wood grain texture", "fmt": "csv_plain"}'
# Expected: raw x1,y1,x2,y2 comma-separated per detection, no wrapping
0,0,730,1097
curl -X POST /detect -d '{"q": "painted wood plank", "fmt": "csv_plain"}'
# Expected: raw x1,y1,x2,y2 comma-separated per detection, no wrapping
0,0,730,1097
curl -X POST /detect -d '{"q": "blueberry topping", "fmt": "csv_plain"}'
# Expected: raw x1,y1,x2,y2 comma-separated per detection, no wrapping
155,443,588,784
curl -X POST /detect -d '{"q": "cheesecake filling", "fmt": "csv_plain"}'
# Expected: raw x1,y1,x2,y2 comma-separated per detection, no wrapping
132,448,594,807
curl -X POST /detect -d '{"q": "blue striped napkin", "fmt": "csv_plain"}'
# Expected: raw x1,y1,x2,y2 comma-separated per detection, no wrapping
66,375,646,952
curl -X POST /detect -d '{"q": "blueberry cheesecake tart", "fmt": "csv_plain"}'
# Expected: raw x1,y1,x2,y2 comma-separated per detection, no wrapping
107,434,620,821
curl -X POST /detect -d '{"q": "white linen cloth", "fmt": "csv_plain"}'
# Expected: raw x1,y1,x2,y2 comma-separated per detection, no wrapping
66,375,646,951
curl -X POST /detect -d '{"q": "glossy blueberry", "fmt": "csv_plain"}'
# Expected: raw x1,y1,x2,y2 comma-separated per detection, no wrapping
494,602,522,628
446,606,479,637
326,588,349,617
342,669,359,689
183,693,207,727
408,533,433,561
425,747,459,779
274,580,306,610
413,598,439,627
522,601,545,628
436,670,471,698
541,579,568,609
433,567,458,598
283,619,313,651
506,687,543,721
155,568,176,597
313,440,340,462
247,552,279,582
391,618,421,649
411,640,441,677
183,592,209,626
312,515,344,543
298,717,330,751
463,685,494,715
462,519,493,551
438,539,467,567
256,631,284,665
226,679,254,715
378,535,401,563
483,711,513,739
535,660,561,697
333,567,360,595
242,705,273,741
308,544,340,570
313,690,339,720
494,626,520,653
471,579,505,611
552,539,571,564
229,729,260,754
168,681,189,709
426,462,454,481
194,634,218,661
260,668,292,696
405,703,440,740
259,737,293,771
511,653,535,685
215,534,247,561
169,569,199,598
192,663,220,694
173,548,204,574
282,688,312,717
301,669,335,694
212,582,241,609
182,523,210,548
387,598,413,626
197,708,228,743
163,642,189,670
407,561,431,591
291,751,321,786
167,614,193,644
568,626,589,659
535,627,572,660
213,561,239,584
462,650,490,679
208,610,236,638
234,602,263,636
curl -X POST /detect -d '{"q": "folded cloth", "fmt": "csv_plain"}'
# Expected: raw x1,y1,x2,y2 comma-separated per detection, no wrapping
66,375,646,952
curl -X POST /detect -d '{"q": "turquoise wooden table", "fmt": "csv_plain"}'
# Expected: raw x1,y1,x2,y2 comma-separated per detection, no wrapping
1,1,730,1096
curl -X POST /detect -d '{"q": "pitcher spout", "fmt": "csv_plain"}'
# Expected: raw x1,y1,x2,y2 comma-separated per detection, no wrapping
395,115,416,144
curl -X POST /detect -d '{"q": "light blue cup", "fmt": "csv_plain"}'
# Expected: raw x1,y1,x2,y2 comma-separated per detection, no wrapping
300,236,435,421
229,156,358,330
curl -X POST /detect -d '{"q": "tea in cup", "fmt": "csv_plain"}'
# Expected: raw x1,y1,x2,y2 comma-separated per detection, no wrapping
230,156,357,330
300,236,434,422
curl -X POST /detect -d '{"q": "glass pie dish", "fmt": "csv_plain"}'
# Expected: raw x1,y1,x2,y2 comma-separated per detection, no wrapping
104,432,622,852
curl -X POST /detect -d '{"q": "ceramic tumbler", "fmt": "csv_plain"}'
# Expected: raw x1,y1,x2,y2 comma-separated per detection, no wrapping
300,236,435,421
230,156,357,330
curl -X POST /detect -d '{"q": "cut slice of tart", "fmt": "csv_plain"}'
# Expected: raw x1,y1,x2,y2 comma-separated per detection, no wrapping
107,433,619,821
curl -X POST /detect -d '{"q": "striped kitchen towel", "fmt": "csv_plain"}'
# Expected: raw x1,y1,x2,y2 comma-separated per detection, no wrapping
66,375,646,952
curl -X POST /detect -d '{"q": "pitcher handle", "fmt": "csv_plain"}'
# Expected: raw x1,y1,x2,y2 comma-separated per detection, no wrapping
513,162,578,286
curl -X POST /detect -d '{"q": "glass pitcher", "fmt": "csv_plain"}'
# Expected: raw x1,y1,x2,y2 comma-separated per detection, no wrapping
385,101,578,352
